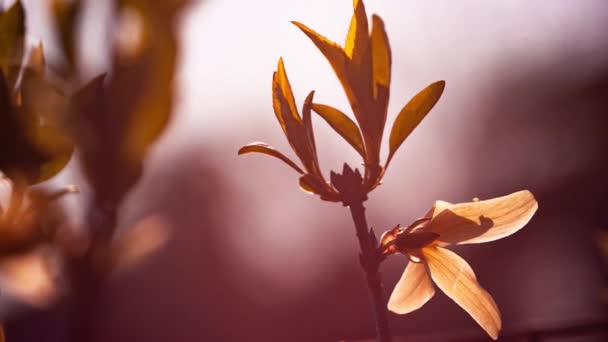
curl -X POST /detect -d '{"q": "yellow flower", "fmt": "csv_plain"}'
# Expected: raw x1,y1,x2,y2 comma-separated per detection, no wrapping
239,0,445,201
380,190,538,339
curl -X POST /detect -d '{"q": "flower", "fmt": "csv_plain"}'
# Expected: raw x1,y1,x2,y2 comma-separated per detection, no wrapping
380,190,538,339
239,0,445,201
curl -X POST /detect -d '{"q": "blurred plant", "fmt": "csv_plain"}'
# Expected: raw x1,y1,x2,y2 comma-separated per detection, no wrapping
240,1,538,341
0,0,188,340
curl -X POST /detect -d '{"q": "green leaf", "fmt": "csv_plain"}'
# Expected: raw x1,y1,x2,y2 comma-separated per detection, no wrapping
386,80,445,167
238,143,304,175
312,103,365,157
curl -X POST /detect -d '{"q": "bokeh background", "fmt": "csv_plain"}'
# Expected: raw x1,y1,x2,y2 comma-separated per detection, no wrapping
3,0,608,341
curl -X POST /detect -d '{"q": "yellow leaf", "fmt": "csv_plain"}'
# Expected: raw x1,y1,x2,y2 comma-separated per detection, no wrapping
370,15,391,93
388,260,435,314
423,246,501,340
276,58,300,123
424,190,538,246
238,143,304,175
344,0,369,60
302,91,318,163
386,80,445,167
312,103,365,157
292,21,353,102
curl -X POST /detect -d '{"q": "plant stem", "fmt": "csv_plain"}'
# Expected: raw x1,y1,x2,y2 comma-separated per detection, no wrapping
69,201,117,342
348,201,392,342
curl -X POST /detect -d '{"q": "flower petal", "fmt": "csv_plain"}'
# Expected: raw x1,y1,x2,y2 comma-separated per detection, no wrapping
312,103,365,157
388,260,435,314
238,143,304,174
386,81,445,168
423,246,501,340
425,190,538,245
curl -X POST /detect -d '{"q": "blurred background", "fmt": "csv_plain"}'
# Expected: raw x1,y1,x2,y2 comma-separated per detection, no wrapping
2,0,608,341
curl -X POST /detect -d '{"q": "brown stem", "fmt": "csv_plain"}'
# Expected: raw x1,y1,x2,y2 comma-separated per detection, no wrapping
68,200,117,342
348,201,392,342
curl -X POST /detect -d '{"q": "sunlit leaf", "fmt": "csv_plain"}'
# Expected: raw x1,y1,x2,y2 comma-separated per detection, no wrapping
302,90,318,160
312,103,365,157
388,260,435,314
423,246,501,340
276,58,300,123
386,81,445,167
424,190,538,246
344,0,369,60
370,15,391,95
292,21,354,107
238,143,304,174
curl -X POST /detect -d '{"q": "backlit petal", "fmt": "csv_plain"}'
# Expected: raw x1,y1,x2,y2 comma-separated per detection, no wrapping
388,260,435,314
423,246,501,340
425,190,538,245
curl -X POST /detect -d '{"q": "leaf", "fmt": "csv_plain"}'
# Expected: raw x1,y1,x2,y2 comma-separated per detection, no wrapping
388,260,435,314
238,143,304,174
423,246,501,340
51,0,81,75
19,70,73,183
370,15,391,93
344,0,369,60
302,91,319,163
312,103,365,157
386,80,445,167
424,190,538,246
0,0,25,75
276,58,300,123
